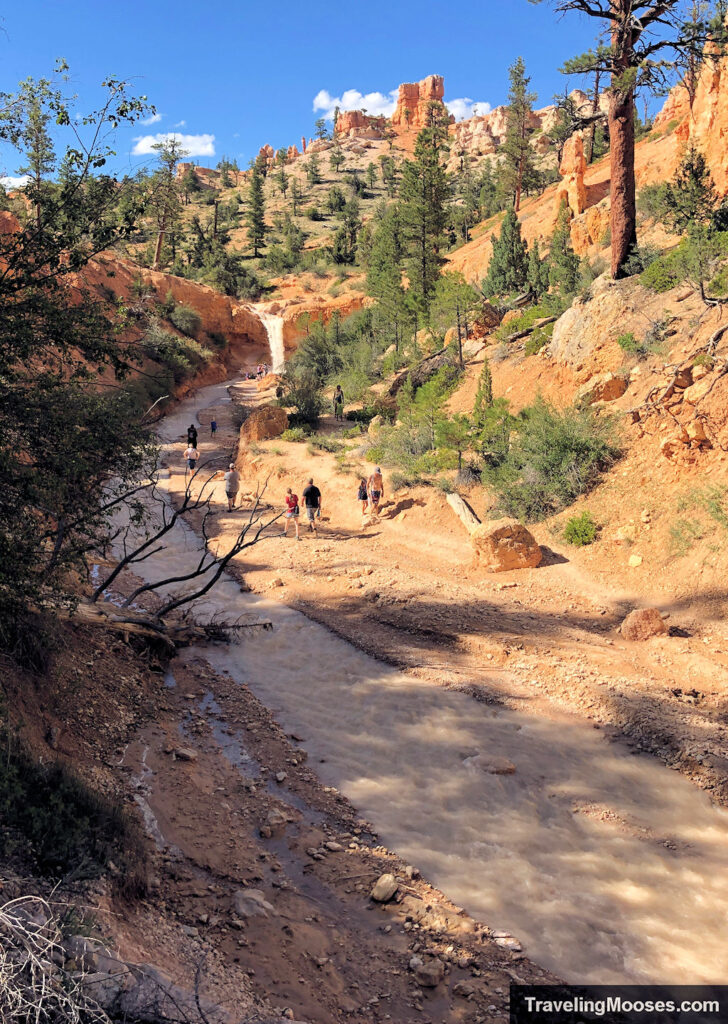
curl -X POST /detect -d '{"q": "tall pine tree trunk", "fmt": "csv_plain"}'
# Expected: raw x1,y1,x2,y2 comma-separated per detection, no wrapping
608,84,636,278
153,211,167,271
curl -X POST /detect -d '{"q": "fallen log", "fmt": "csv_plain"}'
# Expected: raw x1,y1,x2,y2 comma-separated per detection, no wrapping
68,601,272,649
446,492,481,535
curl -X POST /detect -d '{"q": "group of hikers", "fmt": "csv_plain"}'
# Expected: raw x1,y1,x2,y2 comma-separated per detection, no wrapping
181,382,385,539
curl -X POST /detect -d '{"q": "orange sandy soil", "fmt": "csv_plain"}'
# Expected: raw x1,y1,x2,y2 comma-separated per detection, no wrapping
163,356,728,815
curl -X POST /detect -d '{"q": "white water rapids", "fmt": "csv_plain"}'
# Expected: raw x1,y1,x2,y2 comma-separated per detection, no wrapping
130,381,728,985
257,310,285,372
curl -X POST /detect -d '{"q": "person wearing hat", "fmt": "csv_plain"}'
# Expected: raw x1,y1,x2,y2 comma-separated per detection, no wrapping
367,467,384,515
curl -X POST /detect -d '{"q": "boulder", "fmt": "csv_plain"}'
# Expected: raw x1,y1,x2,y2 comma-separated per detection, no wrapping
371,873,398,902
577,372,628,405
233,887,277,920
471,519,542,573
620,608,668,641
240,404,288,442
414,958,446,987
686,418,710,444
683,377,713,405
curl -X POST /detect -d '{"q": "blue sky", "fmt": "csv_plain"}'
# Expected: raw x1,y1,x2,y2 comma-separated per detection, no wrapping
1,0,598,178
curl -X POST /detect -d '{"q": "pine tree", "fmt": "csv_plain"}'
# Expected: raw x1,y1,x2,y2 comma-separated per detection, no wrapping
150,137,186,270
306,153,322,187
501,57,538,212
367,206,407,351
527,239,550,299
16,78,56,229
329,146,345,174
314,117,329,141
275,167,289,197
290,177,301,216
548,200,580,296
399,122,450,313
246,165,266,257
431,272,481,367
473,360,493,427
536,0,728,277
483,207,528,297
366,162,377,190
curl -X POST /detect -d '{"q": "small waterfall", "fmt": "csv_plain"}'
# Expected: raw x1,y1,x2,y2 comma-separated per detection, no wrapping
257,311,285,372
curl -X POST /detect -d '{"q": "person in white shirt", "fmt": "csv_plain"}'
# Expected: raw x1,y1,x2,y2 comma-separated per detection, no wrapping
184,445,199,472
223,463,240,511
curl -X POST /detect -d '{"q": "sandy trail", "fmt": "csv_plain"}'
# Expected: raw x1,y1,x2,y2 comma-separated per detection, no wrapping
133,378,728,986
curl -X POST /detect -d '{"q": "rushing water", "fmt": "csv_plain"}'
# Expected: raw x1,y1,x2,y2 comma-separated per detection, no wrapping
138,382,728,985
256,310,285,372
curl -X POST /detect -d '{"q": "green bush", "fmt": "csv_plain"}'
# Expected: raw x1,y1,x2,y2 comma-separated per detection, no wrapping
525,324,552,357
281,426,309,442
564,510,598,546
390,470,421,491
307,433,344,453
484,398,619,522
0,734,147,893
169,303,202,337
616,331,639,353
640,249,683,292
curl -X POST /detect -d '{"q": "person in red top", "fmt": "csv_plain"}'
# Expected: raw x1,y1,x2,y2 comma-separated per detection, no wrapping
282,487,301,540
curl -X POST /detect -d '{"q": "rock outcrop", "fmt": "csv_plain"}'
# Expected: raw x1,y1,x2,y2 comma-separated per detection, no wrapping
470,519,542,573
391,75,452,130
335,110,387,138
556,133,587,217
240,404,288,442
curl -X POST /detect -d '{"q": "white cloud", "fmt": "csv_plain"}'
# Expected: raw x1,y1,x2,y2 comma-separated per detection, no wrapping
0,174,29,190
313,87,399,121
173,119,186,128
131,132,216,157
446,97,492,121
142,112,163,125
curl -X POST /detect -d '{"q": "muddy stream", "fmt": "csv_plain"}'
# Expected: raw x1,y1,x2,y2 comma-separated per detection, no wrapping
128,379,728,986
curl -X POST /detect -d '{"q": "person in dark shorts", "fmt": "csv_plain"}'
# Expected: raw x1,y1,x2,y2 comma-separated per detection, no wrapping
302,477,322,534
283,487,301,540
357,478,368,515
333,384,344,421
184,444,199,473
223,463,239,511
187,424,198,447
210,418,217,436
367,467,384,514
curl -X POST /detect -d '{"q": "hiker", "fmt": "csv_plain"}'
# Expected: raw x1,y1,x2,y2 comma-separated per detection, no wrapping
283,487,301,540
210,417,217,437
368,467,384,514
187,423,198,447
184,444,199,473
302,477,322,534
333,384,344,421
224,463,240,511
357,478,368,515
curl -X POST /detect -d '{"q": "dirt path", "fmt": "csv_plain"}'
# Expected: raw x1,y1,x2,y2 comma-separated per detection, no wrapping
129,377,728,996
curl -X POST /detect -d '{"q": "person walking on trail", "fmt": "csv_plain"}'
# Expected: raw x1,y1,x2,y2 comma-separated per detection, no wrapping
187,424,198,447
357,478,368,515
282,487,301,540
184,444,199,473
333,384,344,421
368,467,384,514
224,463,240,512
302,477,322,534
210,418,217,437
